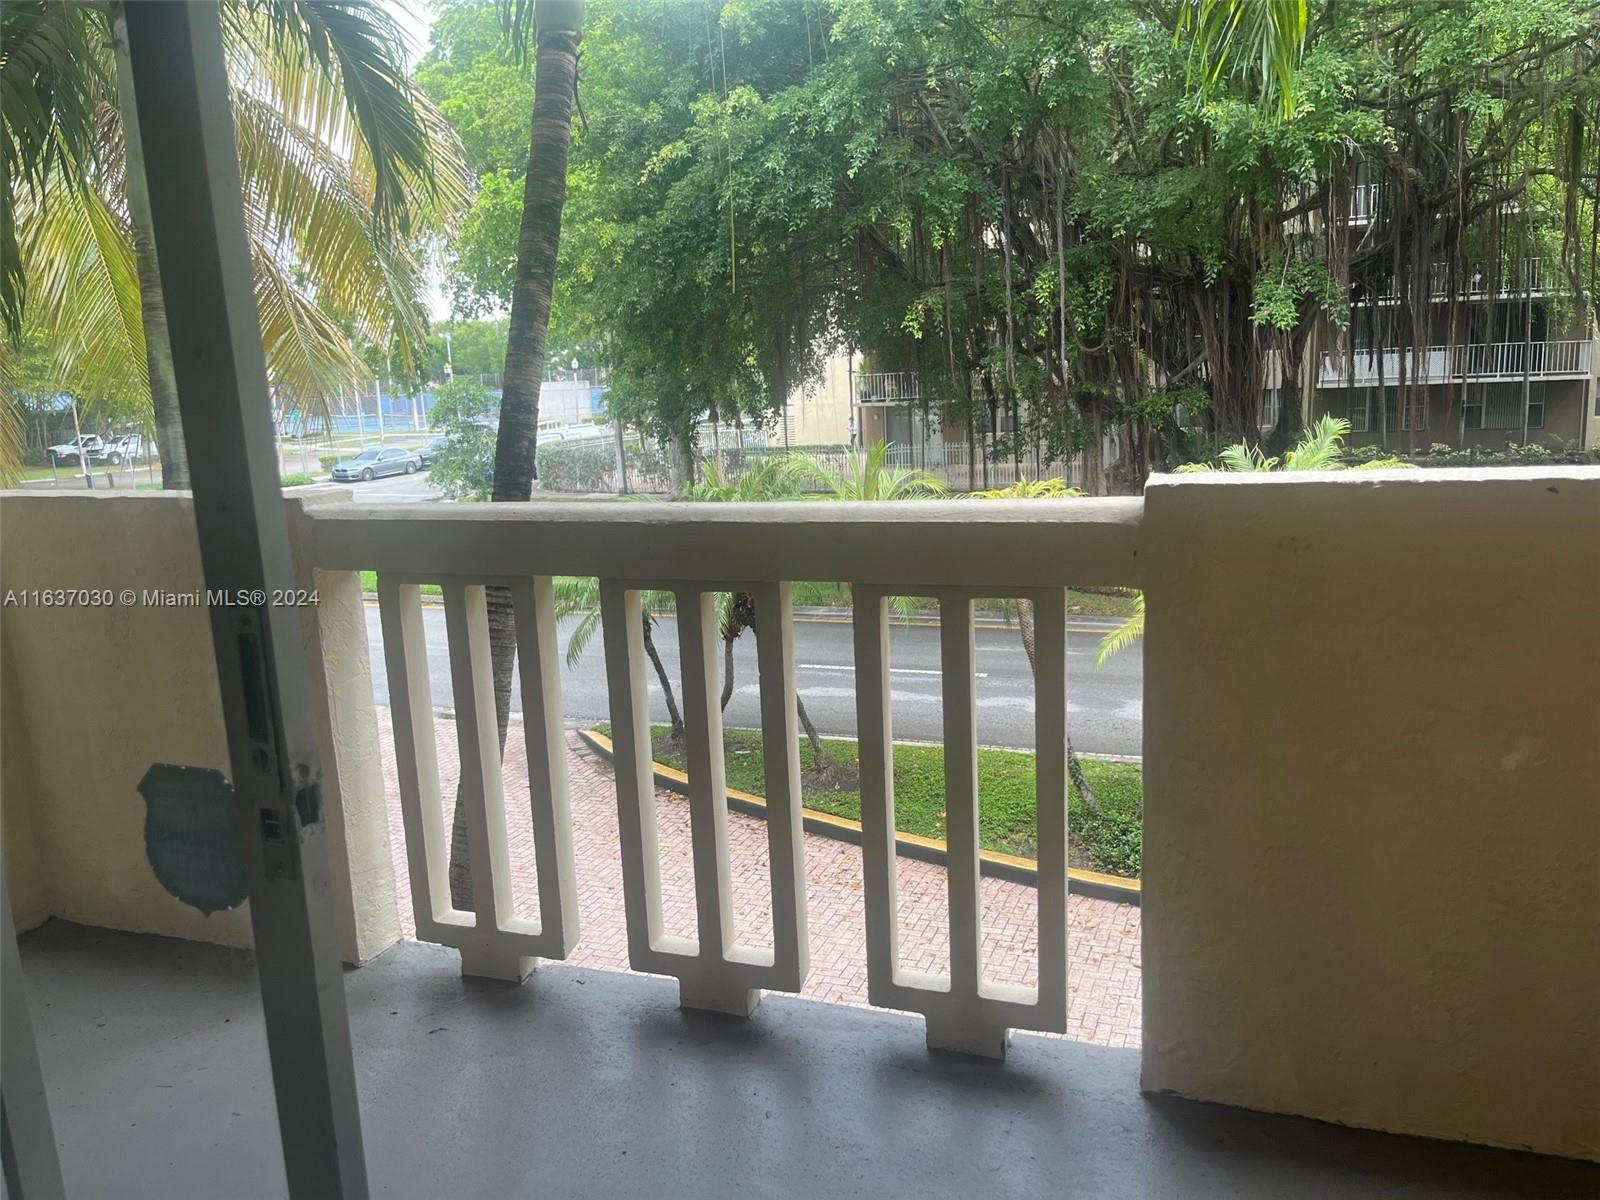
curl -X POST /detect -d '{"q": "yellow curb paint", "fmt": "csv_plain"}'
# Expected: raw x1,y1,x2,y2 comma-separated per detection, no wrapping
576,728,1140,899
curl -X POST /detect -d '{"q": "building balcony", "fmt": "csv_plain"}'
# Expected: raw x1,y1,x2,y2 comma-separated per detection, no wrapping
1318,340,1593,387
3,474,1598,1192
1361,258,1552,305
855,370,923,404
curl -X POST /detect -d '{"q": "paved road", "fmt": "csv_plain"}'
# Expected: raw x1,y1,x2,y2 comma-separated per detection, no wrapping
362,605,1142,756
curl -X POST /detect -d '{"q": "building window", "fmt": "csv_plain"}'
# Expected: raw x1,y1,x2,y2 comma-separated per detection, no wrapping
1348,393,1369,432
1467,383,1544,431
1260,388,1280,431
1382,390,1433,432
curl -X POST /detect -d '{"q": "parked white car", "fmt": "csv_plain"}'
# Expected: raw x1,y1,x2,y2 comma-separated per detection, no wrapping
47,435,107,465
103,434,152,464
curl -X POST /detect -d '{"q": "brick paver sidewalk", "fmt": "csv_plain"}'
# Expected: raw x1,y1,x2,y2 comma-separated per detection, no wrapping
378,719,1141,1048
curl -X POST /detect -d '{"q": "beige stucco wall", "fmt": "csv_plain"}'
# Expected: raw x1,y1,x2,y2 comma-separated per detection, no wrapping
1140,467,1600,1161
783,351,856,445
2,655,49,930
0,490,395,962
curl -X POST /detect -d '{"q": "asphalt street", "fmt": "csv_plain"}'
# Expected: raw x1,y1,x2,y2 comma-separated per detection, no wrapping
362,605,1143,756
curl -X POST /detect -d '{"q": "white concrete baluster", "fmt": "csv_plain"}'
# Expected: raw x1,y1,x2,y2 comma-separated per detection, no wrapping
599,581,808,1016
378,575,578,982
853,585,1071,1059
511,577,580,959
751,582,808,991
1032,587,1071,1026
376,578,462,946
440,582,531,981
852,588,905,1004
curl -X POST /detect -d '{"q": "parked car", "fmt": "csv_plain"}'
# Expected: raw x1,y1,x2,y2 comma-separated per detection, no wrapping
418,436,449,467
47,435,107,465
330,446,421,481
103,434,151,465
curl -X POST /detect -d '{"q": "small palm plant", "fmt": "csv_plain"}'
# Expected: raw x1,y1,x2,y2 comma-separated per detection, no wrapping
779,440,948,500
1099,414,1412,663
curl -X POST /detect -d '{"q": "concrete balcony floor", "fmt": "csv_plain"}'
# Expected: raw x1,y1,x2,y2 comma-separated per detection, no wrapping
19,921,1597,1200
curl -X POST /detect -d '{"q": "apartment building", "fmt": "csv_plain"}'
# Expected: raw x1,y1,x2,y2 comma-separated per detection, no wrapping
1310,187,1598,450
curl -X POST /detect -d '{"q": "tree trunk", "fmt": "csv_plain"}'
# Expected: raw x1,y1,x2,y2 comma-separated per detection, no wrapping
1015,597,1099,813
795,695,829,763
720,628,737,712
669,429,694,488
644,615,685,740
110,1,189,489
451,20,581,908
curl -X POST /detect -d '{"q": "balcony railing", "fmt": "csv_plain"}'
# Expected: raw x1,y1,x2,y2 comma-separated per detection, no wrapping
1318,340,1592,387
856,371,923,403
300,498,1141,1056
1366,258,1550,303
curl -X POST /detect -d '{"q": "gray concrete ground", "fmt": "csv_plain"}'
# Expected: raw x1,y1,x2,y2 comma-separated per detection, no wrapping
363,605,1144,756
19,922,1595,1200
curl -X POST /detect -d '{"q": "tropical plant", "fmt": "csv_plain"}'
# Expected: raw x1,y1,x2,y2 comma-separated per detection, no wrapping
2,0,469,483
1098,415,1412,663
779,441,947,501
554,576,685,740
679,458,840,768
1175,0,1309,121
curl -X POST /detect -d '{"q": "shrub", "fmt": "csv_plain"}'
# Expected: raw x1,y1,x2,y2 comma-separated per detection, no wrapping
536,439,616,492
427,380,496,500
319,454,342,473
280,472,316,487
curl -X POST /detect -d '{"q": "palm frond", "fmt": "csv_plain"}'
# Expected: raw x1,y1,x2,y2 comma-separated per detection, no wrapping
0,1,108,338
1175,0,1308,121
1095,593,1144,669
17,162,148,417
1216,441,1276,471
234,0,456,236
1281,415,1349,470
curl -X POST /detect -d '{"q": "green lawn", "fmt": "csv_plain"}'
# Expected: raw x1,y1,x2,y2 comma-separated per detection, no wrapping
788,580,1138,619
358,570,442,597
601,723,1142,878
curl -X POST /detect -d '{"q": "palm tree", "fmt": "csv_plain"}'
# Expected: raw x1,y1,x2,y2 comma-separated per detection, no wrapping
1096,416,1412,664
554,576,685,740
966,478,1101,812
3,0,468,483
451,0,583,906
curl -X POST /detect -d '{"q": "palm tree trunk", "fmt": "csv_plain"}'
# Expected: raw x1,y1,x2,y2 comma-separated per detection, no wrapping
721,631,737,712
451,18,581,908
644,616,685,739
110,1,189,488
1016,597,1099,813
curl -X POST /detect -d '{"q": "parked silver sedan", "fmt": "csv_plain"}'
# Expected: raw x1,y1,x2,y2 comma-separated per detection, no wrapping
330,446,422,482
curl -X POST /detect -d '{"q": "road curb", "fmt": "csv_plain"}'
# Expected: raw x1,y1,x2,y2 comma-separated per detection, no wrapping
575,728,1140,906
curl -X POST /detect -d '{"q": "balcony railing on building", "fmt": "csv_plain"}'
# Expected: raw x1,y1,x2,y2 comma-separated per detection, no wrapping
1364,258,1550,304
855,371,923,404
1318,339,1591,387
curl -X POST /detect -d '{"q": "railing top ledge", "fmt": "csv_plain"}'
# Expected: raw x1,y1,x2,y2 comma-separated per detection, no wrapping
299,496,1145,590
1147,464,1600,490
301,495,1142,527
